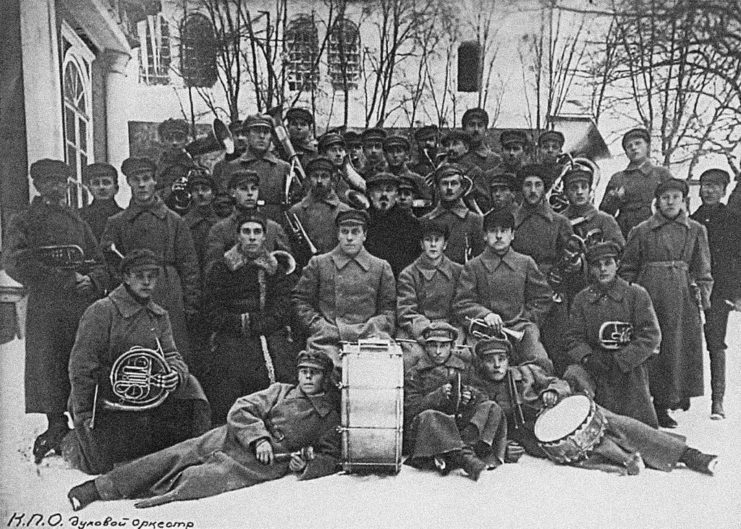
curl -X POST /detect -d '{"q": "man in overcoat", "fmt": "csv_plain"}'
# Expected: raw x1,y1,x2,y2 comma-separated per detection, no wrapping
620,178,713,428
78,162,123,241
690,169,741,420
292,209,396,369
101,157,201,361
404,323,507,481
563,241,661,428
384,135,432,202
2,159,107,463
182,168,219,277
460,108,502,172
67,350,340,511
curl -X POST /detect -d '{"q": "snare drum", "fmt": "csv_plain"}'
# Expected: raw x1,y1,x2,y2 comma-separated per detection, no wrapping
533,394,607,464
340,339,403,473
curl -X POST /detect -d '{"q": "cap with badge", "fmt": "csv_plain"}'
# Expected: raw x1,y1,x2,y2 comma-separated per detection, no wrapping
474,337,512,358
306,156,335,175
30,159,73,182
487,171,517,191
462,108,489,127
433,163,465,183
296,350,334,374
227,169,260,189
318,132,345,152
285,107,314,125
243,114,273,130
537,130,565,147
421,321,458,343
621,128,650,149
365,172,399,189
699,169,730,187
383,135,411,151
82,163,117,183
654,177,689,198
361,128,387,144
397,175,416,192
335,209,369,227
562,167,593,189
120,248,161,274
121,157,156,179
585,241,621,264
500,130,529,148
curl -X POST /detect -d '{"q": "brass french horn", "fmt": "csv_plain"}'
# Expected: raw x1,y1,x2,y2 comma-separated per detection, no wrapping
103,345,172,412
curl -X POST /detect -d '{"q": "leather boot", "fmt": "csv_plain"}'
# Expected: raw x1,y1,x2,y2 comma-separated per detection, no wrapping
654,405,678,429
451,446,487,481
710,350,726,420
68,480,100,511
680,448,719,476
33,417,70,464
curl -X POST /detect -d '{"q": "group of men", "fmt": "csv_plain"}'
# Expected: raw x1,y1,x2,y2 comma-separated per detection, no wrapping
2,105,737,509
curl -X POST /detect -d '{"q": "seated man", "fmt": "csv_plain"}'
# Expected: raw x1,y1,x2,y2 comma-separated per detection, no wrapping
471,338,719,476
64,249,210,475
404,322,507,481
292,209,396,369
67,350,340,511
397,219,464,371
453,209,554,373
563,241,661,428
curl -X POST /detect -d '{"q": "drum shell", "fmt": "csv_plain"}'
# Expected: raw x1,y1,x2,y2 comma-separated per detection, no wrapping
340,341,403,473
534,395,607,464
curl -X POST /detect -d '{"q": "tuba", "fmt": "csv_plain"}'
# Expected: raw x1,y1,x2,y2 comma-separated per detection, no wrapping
599,322,633,350
102,345,172,412
341,157,371,209
548,154,601,213
267,105,307,206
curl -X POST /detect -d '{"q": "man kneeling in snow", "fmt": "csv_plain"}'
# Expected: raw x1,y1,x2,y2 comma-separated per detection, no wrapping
68,350,340,510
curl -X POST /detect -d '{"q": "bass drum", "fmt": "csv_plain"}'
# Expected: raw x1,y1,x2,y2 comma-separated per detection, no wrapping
534,394,607,464
340,339,403,473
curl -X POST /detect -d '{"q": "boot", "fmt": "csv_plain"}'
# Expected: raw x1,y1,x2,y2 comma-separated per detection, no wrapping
680,448,719,476
68,480,100,511
655,406,678,429
33,417,70,464
450,447,486,481
710,350,726,420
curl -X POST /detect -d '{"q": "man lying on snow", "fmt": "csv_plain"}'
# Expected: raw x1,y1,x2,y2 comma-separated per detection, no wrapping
67,350,340,511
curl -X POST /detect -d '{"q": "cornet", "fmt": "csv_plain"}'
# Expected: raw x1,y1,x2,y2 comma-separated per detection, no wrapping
467,317,525,343
284,211,319,256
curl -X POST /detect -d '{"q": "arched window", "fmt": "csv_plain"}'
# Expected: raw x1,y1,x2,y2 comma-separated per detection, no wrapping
62,43,93,207
137,14,171,85
285,15,318,92
180,13,217,87
328,18,360,90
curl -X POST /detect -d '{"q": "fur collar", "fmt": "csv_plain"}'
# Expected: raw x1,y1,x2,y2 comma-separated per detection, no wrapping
224,245,278,275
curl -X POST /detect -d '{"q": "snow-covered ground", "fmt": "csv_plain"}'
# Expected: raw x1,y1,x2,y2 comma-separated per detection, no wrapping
1,314,740,529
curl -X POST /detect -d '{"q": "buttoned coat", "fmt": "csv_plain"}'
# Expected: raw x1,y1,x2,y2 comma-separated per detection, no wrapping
422,200,485,264
512,201,574,275
94,383,340,508
562,203,625,248
564,277,661,427
183,205,220,277
288,190,351,255
79,199,123,241
292,246,396,365
366,205,422,277
2,198,107,414
225,150,291,224
599,160,672,238
101,196,201,359
620,210,713,406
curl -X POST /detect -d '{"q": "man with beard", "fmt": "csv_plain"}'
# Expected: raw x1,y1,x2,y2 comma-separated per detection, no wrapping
285,107,318,165
204,170,291,275
182,168,220,276
563,241,661,428
422,164,485,264
288,156,351,264
383,135,432,202
213,120,248,192
360,127,388,178
485,172,518,216
410,125,439,177
78,163,123,241
292,210,396,369
453,209,554,373
599,128,672,238
226,114,291,224
101,157,201,362
621,178,712,428
397,220,464,371
364,172,421,277
212,191,235,219
511,164,574,374
440,130,486,214
2,159,107,463
460,108,501,172
690,169,741,420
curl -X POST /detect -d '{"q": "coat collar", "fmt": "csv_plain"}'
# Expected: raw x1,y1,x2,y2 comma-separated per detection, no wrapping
415,353,466,372
238,149,281,165
109,284,166,318
413,254,455,281
123,195,168,221
479,246,517,272
585,276,629,304
562,203,597,222
330,245,372,271
428,199,469,220
301,190,342,208
223,244,278,275
625,159,653,175
515,200,554,225
647,209,690,230
291,386,334,417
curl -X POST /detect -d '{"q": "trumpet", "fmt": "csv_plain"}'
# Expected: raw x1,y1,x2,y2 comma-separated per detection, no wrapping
284,211,319,257
466,317,525,343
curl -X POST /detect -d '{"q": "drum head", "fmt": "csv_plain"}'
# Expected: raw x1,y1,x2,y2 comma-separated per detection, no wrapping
534,394,592,443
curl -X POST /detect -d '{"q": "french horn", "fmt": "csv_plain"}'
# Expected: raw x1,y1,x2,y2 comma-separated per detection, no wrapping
102,345,172,412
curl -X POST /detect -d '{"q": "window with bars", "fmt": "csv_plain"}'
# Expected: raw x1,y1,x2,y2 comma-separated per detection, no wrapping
63,57,91,208
180,13,217,88
328,18,360,90
285,15,318,92
137,14,172,85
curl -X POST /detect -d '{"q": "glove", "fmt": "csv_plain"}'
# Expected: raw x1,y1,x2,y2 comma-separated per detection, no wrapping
582,353,613,377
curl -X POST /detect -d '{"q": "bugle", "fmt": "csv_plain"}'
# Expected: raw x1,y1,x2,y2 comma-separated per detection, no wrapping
466,317,525,343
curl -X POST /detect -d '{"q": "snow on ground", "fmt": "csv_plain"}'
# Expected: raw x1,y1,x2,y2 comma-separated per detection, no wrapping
1,314,740,529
